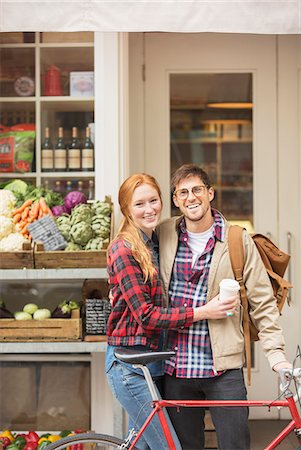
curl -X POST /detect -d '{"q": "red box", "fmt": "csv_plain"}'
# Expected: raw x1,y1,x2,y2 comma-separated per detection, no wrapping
0,135,14,172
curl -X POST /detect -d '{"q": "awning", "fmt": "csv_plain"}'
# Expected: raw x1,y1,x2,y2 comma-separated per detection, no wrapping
0,0,300,34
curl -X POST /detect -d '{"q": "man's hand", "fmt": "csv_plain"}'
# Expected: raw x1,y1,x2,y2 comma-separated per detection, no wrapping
273,361,293,373
193,293,239,322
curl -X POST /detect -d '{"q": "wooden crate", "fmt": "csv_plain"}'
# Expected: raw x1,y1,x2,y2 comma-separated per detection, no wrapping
34,198,113,269
0,310,82,342
34,244,108,269
0,242,34,269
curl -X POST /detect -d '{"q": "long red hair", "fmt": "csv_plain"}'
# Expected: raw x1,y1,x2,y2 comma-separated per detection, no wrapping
111,173,162,281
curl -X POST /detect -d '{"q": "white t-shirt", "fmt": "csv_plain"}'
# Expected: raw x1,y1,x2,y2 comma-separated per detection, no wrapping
187,225,214,266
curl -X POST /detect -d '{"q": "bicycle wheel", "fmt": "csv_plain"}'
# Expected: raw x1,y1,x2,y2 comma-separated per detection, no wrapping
46,432,138,450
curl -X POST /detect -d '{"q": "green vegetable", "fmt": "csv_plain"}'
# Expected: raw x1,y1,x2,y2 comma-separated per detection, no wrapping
91,200,111,216
37,441,50,450
14,436,26,449
14,311,32,320
70,203,93,225
85,237,104,250
51,301,71,318
59,431,72,438
6,444,20,450
68,300,79,310
33,308,51,320
23,303,38,315
2,179,28,196
65,242,82,251
70,221,93,246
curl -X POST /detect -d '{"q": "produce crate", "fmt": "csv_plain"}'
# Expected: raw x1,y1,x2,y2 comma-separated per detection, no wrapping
0,309,82,342
0,242,34,269
34,198,113,269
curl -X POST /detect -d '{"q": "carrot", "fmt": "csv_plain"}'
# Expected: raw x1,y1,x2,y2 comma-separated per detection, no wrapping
21,206,30,221
17,220,27,230
13,213,22,224
12,199,33,216
38,206,44,218
39,197,49,214
21,225,28,235
29,201,40,220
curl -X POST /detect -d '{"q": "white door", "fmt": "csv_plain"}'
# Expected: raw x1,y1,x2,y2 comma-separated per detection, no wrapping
277,35,301,418
129,32,298,418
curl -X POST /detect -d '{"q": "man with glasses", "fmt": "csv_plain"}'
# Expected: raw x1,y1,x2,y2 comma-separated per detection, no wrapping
157,163,291,450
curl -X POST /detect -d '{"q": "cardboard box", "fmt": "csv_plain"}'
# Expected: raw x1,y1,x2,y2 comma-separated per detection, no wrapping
70,71,94,97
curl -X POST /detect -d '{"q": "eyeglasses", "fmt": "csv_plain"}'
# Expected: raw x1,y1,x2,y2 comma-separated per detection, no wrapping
174,185,208,200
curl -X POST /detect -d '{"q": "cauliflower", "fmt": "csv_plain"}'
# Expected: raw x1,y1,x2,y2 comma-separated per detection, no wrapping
0,232,28,251
0,189,16,217
0,215,14,239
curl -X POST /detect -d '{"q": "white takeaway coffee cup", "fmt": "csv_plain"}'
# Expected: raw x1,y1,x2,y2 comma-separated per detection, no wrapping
219,278,240,301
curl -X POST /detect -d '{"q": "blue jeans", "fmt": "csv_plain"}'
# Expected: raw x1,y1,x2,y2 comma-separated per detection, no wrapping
106,359,182,450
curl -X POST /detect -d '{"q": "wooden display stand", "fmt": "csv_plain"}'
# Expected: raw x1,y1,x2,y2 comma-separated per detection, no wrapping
0,242,34,269
0,309,82,342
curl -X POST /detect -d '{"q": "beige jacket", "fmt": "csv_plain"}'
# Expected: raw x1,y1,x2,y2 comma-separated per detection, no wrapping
156,216,287,371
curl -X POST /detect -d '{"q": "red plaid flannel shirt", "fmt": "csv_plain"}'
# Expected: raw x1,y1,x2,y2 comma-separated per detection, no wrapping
106,237,194,349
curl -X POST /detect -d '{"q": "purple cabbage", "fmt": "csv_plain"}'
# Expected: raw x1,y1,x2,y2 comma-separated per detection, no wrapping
51,204,68,217
64,191,87,212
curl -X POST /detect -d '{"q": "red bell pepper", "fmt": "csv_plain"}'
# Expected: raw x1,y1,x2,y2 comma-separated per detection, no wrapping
24,433,39,445
23,443,38,450
0,437,11,449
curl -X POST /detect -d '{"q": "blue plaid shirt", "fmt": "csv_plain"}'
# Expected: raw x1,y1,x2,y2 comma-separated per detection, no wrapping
165,209,225,378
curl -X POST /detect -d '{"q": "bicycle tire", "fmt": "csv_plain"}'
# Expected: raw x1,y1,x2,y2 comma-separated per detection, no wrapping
46,432,139,450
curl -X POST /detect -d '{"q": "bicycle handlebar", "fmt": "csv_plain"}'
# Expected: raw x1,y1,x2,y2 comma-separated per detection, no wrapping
279,367,301,401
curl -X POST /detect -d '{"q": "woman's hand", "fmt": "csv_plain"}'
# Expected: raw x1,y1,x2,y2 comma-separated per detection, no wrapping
193,293,239,322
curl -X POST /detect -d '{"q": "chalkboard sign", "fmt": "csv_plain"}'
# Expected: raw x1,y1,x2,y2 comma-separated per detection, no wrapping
85,298,112,335
28,215,67,251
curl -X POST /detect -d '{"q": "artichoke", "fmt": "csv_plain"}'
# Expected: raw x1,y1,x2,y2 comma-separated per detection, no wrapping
85,237,104,250
65,242,83,251
70,203,94,225
91,201,111,217
70,221,94,245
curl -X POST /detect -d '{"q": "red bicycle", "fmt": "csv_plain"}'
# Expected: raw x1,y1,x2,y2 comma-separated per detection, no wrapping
47,348,301,450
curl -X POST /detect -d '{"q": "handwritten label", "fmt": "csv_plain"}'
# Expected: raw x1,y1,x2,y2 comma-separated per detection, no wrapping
28,215,67,251
85,298,111,335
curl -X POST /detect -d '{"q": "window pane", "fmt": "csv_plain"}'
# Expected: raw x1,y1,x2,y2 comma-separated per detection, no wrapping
170,73,253,231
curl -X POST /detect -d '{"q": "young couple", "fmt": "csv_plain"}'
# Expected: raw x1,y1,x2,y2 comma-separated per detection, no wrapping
105,164,291,450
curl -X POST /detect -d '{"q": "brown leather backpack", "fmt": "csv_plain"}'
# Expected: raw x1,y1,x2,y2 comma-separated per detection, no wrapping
228,225,292,385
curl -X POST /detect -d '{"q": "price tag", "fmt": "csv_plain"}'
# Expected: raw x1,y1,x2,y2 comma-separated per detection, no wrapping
85,298,111,335
28,215,67,251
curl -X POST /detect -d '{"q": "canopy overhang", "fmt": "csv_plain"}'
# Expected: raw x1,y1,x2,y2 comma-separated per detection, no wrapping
0,1,300,34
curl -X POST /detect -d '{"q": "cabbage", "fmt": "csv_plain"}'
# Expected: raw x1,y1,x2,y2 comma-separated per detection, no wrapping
33,308,51,320
23,303,38,315
64,191,87,212
14,311,32,320
3,179,28,196
51,204,68,217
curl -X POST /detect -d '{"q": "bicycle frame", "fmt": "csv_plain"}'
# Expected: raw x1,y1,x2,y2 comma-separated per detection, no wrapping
128,364,301,450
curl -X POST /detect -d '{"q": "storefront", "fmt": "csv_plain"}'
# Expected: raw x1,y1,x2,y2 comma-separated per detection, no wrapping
1,0,301,437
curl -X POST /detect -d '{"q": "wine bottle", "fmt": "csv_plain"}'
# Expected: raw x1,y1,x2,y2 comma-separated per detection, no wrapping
68,126,81,172
66,180,72,193
54,127,67,172
81,126,94,172
41,127,54,172
77,180,84,192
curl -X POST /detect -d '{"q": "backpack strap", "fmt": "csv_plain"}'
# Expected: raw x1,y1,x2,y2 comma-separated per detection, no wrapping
228,225,252,386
